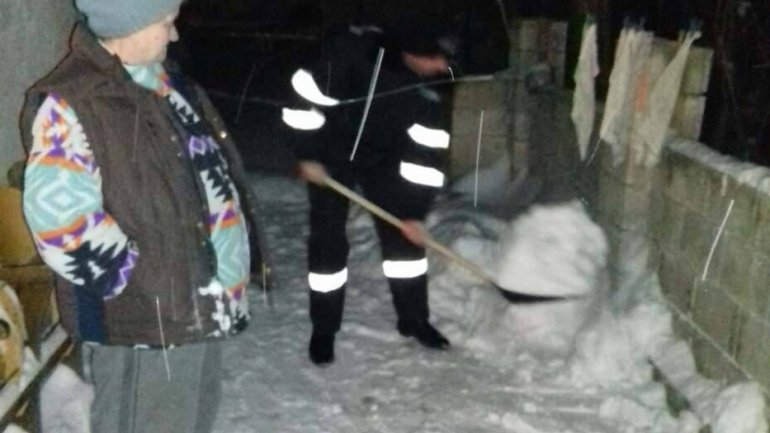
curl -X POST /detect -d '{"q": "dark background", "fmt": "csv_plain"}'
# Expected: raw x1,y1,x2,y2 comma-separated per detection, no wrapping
172,0,770,171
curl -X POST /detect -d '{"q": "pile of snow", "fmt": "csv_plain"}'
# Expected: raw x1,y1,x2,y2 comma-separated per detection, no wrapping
494,200,608,298
431,200,608,358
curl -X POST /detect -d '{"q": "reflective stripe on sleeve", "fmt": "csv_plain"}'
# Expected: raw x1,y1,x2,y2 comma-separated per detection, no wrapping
282,107,326,130
291,69,340,106
382,258,428,279
399,162,445,188
407,124,450,149
308,268,348,293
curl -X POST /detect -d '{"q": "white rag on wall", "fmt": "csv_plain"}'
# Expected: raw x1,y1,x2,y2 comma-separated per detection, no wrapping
599,27,654,166
635,31,702,167
571,21,599,160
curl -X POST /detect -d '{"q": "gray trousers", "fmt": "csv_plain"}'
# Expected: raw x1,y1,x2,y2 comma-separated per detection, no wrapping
81,341,222,433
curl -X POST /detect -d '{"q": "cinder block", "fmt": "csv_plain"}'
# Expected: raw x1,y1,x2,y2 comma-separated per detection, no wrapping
448,134,509,179
452,79,513,109
691,332,748,386
713,238,753,305
680,210,719,272
747,254,770,318
721,182,759,242
701,165,731,216
655,197,686,253
664,151,716,213
734,313,770,390
658,252,695,314
671,96,706,141
681,46,714,96
691,282,740,353
752,192,770,250
511,20,541,52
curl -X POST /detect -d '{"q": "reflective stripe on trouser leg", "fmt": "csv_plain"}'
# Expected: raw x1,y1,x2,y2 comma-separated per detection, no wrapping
308,268,348,293
382,258,428,279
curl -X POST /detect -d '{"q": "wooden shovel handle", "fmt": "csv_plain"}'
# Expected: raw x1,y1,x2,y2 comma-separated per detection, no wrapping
322,175,494,284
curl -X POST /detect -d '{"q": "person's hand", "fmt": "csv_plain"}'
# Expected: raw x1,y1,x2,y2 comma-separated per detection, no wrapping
400,220,428,246
297,161,328,186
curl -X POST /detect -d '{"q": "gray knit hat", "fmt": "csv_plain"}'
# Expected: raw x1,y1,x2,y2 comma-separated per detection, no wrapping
75,0,184,38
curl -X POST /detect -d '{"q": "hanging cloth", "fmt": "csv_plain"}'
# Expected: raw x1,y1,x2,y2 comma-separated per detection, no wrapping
599,26,653,166
635,31,701,167
571,20,599,160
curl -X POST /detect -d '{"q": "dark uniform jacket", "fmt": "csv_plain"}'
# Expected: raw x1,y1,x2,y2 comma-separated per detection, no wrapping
285,25,453,217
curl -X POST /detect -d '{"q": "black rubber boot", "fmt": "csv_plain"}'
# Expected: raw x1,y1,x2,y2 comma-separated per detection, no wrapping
397,320,450,350
308,286,345,366
390,275,450,350
309,332,335,366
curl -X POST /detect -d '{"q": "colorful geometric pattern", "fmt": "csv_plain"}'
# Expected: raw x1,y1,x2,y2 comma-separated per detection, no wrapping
133,63,251,325
24,94,137,297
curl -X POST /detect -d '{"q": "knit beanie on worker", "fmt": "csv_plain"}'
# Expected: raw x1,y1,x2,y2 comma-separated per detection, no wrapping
75,0,184,38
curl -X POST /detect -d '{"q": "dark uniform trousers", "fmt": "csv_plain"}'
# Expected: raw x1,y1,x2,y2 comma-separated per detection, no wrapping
307,164,432,335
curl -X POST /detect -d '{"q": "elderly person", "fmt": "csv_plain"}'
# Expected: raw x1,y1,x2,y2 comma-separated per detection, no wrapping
20,1,261,431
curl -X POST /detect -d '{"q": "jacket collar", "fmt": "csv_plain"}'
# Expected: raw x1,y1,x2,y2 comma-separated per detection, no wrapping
70,21,132,82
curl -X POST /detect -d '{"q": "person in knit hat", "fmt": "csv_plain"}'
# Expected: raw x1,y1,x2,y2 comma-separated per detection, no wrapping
20,1,266,431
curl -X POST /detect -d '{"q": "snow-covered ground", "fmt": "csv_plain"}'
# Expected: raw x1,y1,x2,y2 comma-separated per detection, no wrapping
207,173,766,433
28,170,765,433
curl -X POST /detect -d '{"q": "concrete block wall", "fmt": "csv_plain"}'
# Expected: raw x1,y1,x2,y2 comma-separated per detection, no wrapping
594,35,770,397
0,1,75,185
651,142,770,392
449,76,515,177
449,19,568,179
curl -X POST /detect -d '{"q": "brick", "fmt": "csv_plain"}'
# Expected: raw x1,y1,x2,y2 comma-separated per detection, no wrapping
734,313,770,390
691,282,740,352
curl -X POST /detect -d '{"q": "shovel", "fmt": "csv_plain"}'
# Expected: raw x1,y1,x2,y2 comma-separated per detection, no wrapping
320,175,574,303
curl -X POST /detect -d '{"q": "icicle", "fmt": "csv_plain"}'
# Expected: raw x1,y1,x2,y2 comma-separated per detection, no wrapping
571,20,599,160
349,48,385,161
155,297,172,381
701,199,734,281
474,110,485,208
